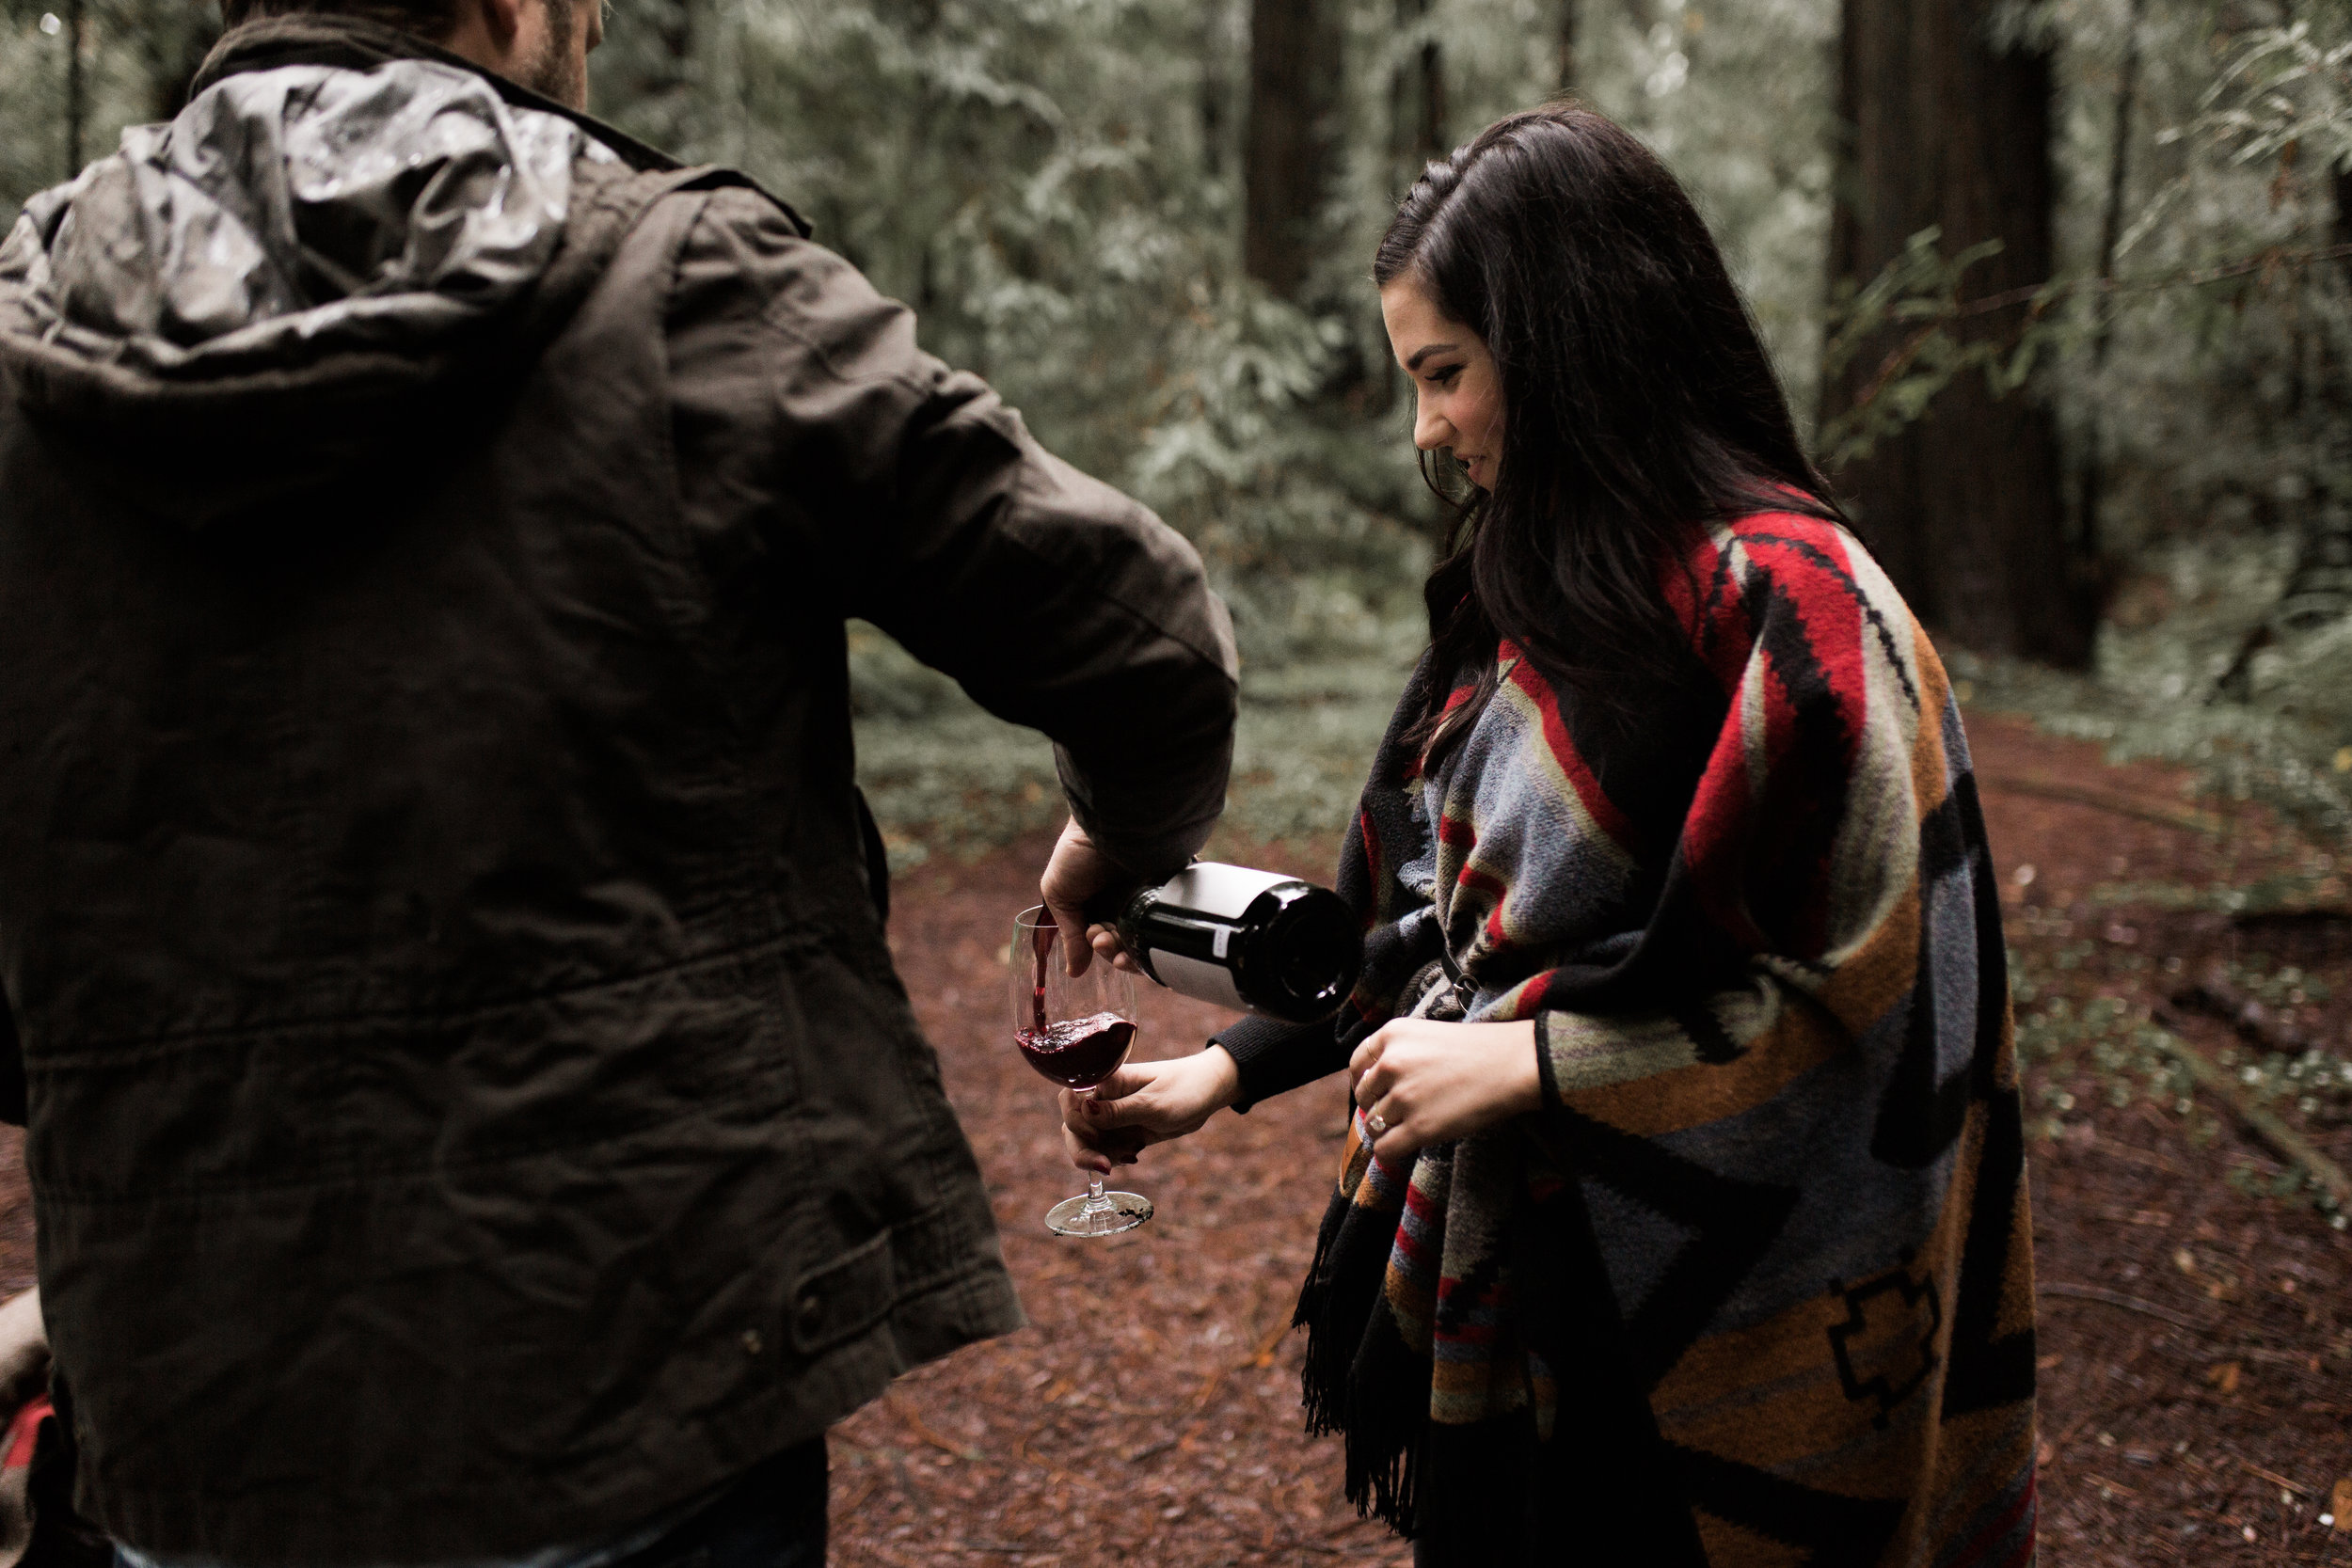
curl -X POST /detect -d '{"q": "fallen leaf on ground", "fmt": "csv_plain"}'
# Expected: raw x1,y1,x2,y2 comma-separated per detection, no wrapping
2204,1361,2242,1393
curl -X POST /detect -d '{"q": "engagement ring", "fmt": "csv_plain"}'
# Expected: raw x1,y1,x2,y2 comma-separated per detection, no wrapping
1366,1112,1388,1135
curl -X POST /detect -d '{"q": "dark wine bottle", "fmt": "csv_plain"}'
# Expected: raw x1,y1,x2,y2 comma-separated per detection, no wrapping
1112,863,1361,1023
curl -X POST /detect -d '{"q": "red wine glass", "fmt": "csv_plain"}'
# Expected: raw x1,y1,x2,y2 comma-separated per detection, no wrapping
1011,905,1152,1237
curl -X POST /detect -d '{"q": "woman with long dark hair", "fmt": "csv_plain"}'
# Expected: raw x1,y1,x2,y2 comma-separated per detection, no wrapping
1066,105,2038,1567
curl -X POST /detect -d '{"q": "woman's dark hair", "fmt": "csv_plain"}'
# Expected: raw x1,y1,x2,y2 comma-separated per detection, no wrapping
1378,103,1846,765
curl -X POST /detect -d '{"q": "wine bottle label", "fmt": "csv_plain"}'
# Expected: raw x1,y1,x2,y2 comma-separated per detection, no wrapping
1149,949,1248,1011
1154,863,1296,921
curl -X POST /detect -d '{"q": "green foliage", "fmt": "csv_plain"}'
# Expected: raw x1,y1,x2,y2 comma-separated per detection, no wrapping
1122,283,1428,664
2175,19,2352,187
2098,7,2352,532
1817,229,2030,467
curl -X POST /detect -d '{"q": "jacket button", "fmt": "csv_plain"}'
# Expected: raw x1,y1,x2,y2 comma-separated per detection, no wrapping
741,1329,764,1356
794,1289,825,1338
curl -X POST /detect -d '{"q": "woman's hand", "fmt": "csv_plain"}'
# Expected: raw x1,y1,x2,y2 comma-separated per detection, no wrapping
1061,1046,1242,1174
1349,1019,1542,1160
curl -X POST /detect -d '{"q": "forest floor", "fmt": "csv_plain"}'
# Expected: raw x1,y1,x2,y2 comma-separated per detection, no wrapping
0,709,2344,1564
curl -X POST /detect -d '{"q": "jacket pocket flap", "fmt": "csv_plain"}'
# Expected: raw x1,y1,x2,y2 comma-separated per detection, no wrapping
786,1228,896,1356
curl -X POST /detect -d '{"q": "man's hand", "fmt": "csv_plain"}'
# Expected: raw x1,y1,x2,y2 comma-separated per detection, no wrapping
1061,1047,1242,1174
1348,1019,1542,1161
1039,816,1142,976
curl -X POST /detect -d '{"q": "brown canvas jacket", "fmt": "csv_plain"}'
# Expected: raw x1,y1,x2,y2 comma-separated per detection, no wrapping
0,20,1237,1562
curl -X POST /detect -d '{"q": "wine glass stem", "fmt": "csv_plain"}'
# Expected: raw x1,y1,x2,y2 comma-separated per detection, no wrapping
1085,1176,1111,1214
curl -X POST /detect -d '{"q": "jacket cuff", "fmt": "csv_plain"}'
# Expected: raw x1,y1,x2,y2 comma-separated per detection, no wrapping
1212,1015,1348,1113
1053,739,1229,878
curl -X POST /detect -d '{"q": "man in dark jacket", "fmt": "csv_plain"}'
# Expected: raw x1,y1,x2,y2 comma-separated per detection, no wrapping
0,0,1239,1562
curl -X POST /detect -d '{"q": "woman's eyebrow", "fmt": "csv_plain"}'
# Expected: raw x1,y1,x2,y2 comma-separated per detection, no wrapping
1405,343,1461,372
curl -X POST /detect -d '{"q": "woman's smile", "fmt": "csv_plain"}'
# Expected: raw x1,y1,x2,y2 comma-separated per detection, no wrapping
1376,275,1504,492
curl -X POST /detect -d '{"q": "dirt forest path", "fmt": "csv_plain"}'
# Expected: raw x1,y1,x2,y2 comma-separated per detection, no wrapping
0,711,2343,1565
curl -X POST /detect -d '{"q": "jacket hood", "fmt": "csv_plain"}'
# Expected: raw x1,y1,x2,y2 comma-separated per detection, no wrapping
0,35,628,528
3,60,611,376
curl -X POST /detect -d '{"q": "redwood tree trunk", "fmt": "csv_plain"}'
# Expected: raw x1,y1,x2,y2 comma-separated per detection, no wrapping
1245,0,1345,299
1391,0,1447,179
2074,0,2146,571
1821,0,2093,665
64,0,85,177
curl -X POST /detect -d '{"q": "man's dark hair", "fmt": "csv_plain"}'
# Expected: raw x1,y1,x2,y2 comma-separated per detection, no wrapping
218,0,464,35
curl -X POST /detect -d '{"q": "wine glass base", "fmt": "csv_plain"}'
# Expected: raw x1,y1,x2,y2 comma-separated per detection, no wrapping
1044,1189,1152,1237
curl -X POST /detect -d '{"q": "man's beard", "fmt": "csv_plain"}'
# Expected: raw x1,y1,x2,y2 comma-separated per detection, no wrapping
515,0,583,107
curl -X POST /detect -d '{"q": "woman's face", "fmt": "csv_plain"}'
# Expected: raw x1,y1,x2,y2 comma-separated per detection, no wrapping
1379,276,1504,492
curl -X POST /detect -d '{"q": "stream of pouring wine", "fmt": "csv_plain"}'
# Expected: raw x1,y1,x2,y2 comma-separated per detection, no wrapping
1029,911,1056,1035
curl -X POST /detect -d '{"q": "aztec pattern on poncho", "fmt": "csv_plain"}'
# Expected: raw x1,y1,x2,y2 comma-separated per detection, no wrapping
1295,512,2038,1566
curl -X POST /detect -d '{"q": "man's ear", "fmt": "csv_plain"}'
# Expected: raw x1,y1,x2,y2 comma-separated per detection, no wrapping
472,0,525,47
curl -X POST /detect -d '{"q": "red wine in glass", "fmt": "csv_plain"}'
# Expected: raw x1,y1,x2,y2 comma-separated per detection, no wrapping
1010,906,1151,1237
1015,1013,1137,1090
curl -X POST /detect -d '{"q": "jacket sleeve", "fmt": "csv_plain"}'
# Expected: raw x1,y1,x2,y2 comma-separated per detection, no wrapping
1210,1014,1353,1112
684,191,1240,875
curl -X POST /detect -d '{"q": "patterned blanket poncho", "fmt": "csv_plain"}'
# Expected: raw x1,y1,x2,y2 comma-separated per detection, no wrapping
1292,513,2037,1566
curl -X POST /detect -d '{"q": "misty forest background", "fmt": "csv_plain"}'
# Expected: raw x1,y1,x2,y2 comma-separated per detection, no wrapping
3,0,2352,866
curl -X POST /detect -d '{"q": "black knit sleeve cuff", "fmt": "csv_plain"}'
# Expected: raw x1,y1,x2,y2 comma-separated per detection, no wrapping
1212,1014,1350,1113
1534,1011,1564,1113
